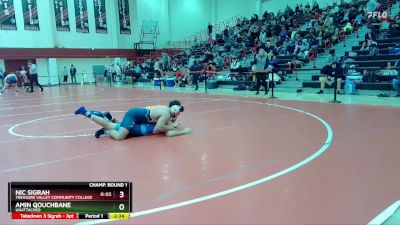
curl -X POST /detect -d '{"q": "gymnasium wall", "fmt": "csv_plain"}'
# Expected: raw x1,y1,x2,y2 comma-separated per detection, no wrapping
0,0,135,49
167,0,258,42
135,0,170,48
0,0,54,48
215,0,258,23
168,0,213,42
53,0,120,49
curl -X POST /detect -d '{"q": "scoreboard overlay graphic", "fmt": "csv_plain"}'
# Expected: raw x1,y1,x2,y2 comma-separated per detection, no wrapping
8,182,132,220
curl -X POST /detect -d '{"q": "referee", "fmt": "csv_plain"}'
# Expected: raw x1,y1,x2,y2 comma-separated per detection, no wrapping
28,60,43,93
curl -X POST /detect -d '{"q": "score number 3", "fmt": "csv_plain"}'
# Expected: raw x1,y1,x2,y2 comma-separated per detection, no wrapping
119,191,125,211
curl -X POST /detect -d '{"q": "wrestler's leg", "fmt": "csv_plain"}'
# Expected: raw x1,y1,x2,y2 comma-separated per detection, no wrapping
107,127,130,141
0,83,9,93
91,115,115,130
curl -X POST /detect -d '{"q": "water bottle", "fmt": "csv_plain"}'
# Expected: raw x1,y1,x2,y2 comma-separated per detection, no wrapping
345,80,351,95
351,80,356,94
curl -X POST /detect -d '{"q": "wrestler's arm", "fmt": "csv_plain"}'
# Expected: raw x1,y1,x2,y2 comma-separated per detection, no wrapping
167,120,180,128
166,127,192,137
164,119,191,137
153,114,173,134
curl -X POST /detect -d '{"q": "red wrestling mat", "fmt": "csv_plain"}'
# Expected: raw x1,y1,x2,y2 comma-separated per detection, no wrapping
0,86,399,225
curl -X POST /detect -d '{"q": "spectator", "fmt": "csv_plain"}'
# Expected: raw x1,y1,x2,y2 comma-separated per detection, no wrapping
259,30,266,44
153,59,163,78
189,60,203,91
317,62,344,94
377,62,398,76
188,56,196,68
20,70,30,91
193,37,199,47
324,15,334,27
346,65,363,81
230,57,241,70
62,66,69,82
367,0,378,14
254,49,269,95
343,10,350,23
223,26,229,39
327,49,339,64
215,54,224,70
70,65,77,84
134,64,142,79
162,53,170,71
369,43,379,56
288,56,305,80
331,62,345,94
208,23,213,36
279,38,290,55
116,63,122,82
360,41,369,51
344,22,353,32
365,29,377,41
355,12,365,24
312,1,320,12
240,56,251,68
279,27,289,41
15,66,26,90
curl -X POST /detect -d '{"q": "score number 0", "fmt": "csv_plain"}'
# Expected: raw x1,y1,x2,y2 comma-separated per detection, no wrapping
119,191,125,211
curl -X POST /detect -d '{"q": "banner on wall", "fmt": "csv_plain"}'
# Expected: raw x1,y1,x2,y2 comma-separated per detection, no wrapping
0,0,17,30
118,0,130,35
93,0,107,33
22,0,40,31
54,0,70,31
74,0,89,33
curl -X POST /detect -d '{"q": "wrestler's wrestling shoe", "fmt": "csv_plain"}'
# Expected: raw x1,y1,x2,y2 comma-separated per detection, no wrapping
95,128,105,138
74,106,87,116
103,112,113,121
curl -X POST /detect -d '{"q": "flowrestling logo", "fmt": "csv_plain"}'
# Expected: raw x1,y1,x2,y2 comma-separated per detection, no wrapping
367,11,388,19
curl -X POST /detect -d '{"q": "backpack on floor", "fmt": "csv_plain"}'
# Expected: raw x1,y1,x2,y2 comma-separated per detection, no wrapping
233,84,247,91
344,79,356,95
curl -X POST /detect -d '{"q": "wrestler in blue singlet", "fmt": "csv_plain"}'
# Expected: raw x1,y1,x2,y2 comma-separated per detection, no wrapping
119,108,152,131
6,75,17,84
115,122,156,137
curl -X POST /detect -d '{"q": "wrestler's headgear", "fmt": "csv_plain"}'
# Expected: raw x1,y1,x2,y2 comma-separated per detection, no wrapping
169,100,185,117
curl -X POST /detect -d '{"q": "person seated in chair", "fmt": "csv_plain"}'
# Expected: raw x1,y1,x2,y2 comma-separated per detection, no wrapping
317,62,344,94
377,62,398,76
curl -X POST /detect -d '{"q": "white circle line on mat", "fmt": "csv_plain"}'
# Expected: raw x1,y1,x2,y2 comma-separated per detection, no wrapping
71,97,333,225
8,110,128,139
7,98,218,139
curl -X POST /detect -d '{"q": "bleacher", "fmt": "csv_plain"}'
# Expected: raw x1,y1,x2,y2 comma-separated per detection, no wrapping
130,0,399,95
301,27,400,91
185,0,364,85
